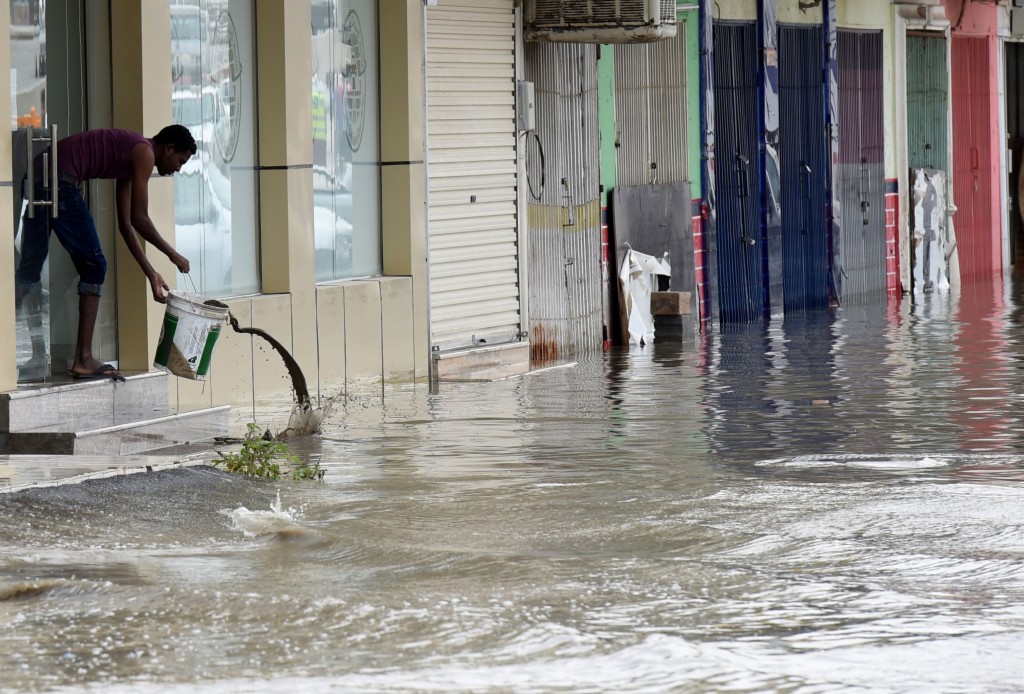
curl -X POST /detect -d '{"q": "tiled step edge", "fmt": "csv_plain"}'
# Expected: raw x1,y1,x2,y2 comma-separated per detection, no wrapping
7,406,231,456
2,372,170,433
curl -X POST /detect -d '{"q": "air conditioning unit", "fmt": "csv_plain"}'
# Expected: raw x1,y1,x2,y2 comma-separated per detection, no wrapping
525,0,677,44
894,0,949,30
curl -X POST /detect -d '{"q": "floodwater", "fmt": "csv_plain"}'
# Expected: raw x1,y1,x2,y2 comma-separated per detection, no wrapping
4,280,1024,692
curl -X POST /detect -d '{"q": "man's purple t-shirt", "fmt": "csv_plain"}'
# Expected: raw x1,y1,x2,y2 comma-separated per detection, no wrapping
57,129,153,182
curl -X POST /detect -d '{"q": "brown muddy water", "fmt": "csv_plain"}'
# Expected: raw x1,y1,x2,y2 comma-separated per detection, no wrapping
4,281,1024,692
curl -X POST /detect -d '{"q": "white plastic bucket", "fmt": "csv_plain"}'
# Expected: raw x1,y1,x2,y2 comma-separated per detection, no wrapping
153,291,229,380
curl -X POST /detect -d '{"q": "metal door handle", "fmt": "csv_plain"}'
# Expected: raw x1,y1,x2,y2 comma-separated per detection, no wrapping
50,124,59,217
799,162,810,200
736,153,749,199
25,124,59,219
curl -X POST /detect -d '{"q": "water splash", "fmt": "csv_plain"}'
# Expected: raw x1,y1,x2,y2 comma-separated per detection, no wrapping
222,491,318,541
278,394,339,440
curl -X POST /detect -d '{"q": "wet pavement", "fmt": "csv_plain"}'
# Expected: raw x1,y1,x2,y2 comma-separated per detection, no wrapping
3,280,1024,692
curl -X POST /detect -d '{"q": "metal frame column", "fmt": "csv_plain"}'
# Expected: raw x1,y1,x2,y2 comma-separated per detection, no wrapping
824,0,840,303
759,0,782,314
699,0,717,326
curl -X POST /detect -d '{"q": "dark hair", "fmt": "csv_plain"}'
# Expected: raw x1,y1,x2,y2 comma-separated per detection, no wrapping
153,124,197,154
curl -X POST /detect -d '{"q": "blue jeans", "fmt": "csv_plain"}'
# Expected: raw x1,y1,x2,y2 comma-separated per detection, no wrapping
15,180,106,297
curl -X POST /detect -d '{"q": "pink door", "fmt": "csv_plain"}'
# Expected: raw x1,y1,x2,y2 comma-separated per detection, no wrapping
951,36,1000,281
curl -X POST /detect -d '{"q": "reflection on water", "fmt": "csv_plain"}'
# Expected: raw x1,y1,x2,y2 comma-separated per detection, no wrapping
4,280,1024,692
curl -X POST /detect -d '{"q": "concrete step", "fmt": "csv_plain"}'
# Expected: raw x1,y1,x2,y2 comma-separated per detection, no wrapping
1,372,231,456
4,405,232,456
1,371,170,434
434,342,530,381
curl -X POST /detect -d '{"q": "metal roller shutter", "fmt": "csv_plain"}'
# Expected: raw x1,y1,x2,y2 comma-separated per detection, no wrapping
712,22,763,323
779,24,829,312
426,0,523,351
614,25,688,187
951,35,998,281
837,30,886,306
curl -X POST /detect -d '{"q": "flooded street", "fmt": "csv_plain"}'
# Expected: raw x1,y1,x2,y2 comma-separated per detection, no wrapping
5,280,1024,692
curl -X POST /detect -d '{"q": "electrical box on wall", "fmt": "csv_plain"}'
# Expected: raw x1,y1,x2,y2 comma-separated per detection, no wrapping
517,81,535,132
1014,8,1024,35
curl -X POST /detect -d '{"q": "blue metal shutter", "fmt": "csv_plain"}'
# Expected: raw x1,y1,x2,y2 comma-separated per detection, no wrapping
712,22,764,324
779,24,830,311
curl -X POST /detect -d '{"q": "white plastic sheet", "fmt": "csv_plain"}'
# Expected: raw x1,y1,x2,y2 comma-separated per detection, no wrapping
618,248,670,346
911,168,953,294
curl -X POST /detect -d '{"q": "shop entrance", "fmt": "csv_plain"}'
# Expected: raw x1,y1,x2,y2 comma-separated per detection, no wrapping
712,22,764,324
10,0,112,383
951,35,998,282
1005,41,1024,274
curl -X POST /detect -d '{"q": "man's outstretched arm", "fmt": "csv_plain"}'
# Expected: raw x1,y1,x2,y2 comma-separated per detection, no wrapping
115,144,190,302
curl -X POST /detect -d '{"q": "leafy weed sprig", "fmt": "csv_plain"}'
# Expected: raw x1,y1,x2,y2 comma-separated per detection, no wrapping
215,423,325,481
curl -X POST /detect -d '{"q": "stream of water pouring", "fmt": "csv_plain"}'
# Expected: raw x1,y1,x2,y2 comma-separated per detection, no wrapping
226,312,332,437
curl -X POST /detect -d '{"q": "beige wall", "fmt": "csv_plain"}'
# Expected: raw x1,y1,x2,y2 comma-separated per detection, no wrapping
171,0,426,413
716,0,757,22
380,1,429,379
778,0,821,25
111,0,176,373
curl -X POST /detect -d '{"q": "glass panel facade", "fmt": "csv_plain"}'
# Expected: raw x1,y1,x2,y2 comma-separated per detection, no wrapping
312,0,381,281
10,0,112,382
171,0,259,297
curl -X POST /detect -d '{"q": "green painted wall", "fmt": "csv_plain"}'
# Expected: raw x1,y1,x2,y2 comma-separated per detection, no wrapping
598,44,617,209
683,10,701,199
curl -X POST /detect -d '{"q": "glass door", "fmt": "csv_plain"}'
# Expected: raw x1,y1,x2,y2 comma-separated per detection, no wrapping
10,0,110,383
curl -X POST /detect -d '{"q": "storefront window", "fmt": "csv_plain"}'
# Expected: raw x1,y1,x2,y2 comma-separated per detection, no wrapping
312,0,381,281
171,0,260,297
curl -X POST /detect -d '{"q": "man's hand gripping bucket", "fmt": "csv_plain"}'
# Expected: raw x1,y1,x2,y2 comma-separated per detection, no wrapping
153,291,230,380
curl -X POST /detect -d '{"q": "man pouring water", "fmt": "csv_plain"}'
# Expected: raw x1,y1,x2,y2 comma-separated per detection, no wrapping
14,125,197,382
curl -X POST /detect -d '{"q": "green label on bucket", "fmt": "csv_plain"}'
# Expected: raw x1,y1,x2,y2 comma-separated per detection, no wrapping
197,325,221,377
154,312,179,366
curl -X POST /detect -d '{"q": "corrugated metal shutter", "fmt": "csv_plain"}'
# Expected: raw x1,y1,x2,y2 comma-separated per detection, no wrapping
951,35,998,281
779,24,829,312
614,25,688,186
837,29,886,306
524,42,603,361
713,22,763,323
426,0,523,350
907,35,948,172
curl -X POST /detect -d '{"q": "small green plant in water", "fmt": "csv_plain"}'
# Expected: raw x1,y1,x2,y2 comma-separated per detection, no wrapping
216,423,324,481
